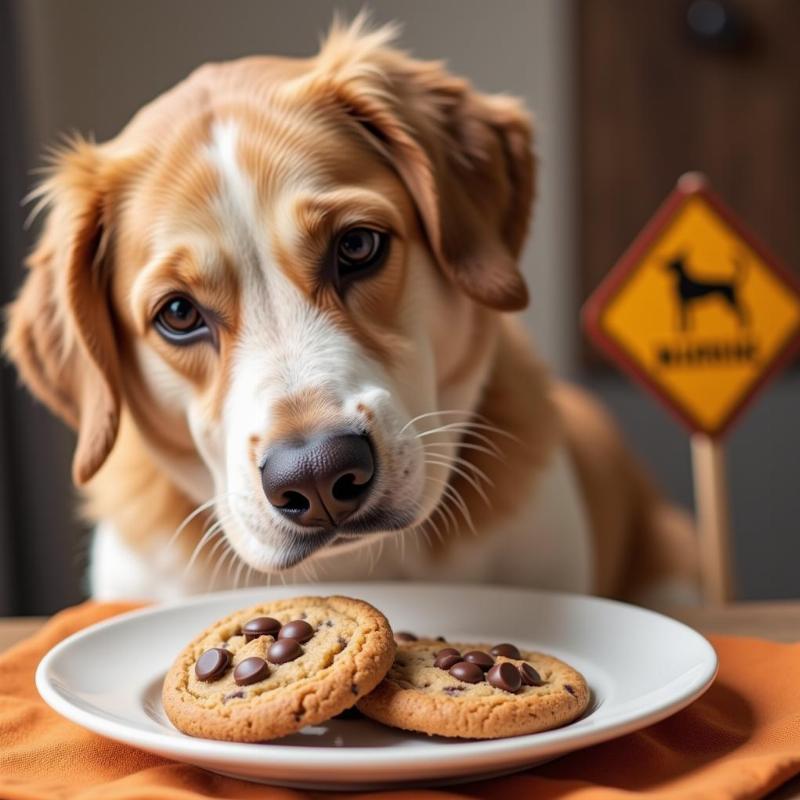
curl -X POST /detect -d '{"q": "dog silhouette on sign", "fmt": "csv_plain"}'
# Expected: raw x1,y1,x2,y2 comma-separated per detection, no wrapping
665,251,748,331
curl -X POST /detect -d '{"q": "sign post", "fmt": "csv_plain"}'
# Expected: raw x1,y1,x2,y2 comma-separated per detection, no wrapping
690,434,733,603
583,173,800,605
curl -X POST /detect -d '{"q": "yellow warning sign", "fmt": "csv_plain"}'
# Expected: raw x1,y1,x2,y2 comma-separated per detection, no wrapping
583,174,800,437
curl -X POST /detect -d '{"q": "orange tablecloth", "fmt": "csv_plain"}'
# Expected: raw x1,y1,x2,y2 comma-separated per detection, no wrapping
1,602,799,800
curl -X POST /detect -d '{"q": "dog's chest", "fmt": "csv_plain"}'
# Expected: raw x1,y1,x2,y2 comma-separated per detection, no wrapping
310,445,593,591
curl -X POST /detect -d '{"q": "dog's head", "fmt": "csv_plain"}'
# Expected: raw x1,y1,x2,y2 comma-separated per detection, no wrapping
4,19,534,572
664,253,688,275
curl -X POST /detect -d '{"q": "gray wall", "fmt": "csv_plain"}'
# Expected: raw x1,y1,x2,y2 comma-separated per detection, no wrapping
592,375,800,600
5,0,798,610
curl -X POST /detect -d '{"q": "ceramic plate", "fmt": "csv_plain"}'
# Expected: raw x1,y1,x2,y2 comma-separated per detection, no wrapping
36,583,717,789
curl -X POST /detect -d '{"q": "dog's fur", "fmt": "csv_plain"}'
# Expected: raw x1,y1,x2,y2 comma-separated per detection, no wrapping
3,19,698,604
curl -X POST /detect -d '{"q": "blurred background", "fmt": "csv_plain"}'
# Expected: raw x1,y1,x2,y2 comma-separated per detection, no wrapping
1,0,797,615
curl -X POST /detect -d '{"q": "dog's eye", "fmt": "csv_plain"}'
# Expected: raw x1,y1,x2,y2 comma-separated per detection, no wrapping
335,227,389,283
154,296,210,344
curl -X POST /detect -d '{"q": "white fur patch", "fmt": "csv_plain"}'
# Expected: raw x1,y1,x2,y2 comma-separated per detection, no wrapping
89,522,205,601
206,119,262,272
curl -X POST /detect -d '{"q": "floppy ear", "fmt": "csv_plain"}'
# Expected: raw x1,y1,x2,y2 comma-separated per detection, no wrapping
310,19,534,311
3,138,121,486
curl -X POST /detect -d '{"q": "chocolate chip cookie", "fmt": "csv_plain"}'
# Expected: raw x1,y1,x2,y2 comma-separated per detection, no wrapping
357,638,589,739
162,595,395,741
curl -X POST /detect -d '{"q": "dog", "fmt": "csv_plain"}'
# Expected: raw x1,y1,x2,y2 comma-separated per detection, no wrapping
665,252,747,330
3,18,698,605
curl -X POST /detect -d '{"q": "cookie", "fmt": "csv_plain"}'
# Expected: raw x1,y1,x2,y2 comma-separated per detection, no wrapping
357,638,589,739
162,595,395,741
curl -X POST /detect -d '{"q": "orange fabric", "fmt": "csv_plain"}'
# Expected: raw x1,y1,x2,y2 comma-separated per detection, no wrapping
1,602,799,800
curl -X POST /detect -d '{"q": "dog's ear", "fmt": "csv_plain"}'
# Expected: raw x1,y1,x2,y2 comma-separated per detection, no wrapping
308,18,534,311
3,138,121,486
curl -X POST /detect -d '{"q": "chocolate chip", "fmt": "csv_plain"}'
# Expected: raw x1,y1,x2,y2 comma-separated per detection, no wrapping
443,686,463,696
434,653,463,670
267,638,303,664
490,643,521,659
487,662,522,693
449,661,484,683
325,620,334,627
195,648,232,682
434,647,460,658
242,616,281,642
463,650,494,672
564,684,576,696
395,631,417,642
279,619,314,643
351,683,359,695
233,656,270,686
223,690,246,702
519,662,543,686
436,636,447,642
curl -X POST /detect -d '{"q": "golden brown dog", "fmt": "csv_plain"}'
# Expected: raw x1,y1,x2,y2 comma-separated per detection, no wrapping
4,19,698,603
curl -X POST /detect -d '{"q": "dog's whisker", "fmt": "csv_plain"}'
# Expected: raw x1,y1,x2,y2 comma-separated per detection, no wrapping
167,492,243,553
422,452,495,488
376,535,386,571
216,548,235,589
314,559,327,581
300,559,315,584
366,536,379,575
424,458,492,506
426,475,470,520
167,497,220,552
417,420,523,445
182,525,225,578
419,526,431,548
415,427,505,456
206,529,229,563
233,555,247,590
398,409,491,437
425,510,446,546
432,501,455,535
430,485,462,537
440,489,475,533
199,507,232,539
417,419,520,441
209,541,233,589
422,440,506,462
392,524,409,565
226,548,242,582
425,474,477,535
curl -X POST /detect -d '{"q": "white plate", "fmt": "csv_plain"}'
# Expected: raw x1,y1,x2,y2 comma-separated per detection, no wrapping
36,583,716,790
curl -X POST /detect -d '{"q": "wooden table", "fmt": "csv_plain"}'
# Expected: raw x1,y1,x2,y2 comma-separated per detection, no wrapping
1,602,799,796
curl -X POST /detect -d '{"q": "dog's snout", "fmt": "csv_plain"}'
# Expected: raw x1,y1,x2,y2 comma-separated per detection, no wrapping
261,433,375,528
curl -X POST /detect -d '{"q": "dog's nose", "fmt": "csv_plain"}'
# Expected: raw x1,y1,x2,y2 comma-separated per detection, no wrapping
261,433,375,528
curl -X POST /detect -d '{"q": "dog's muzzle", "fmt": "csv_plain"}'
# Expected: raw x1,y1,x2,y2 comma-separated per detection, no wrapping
260,432,375,529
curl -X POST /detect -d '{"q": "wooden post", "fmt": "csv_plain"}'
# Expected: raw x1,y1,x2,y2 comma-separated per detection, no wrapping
690,434,734,605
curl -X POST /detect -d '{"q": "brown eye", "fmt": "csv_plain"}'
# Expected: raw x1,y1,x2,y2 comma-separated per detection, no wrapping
155,296,210,344
334,227,389,284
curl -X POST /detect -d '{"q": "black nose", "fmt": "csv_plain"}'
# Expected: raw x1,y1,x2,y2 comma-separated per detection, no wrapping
261,433,375,528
